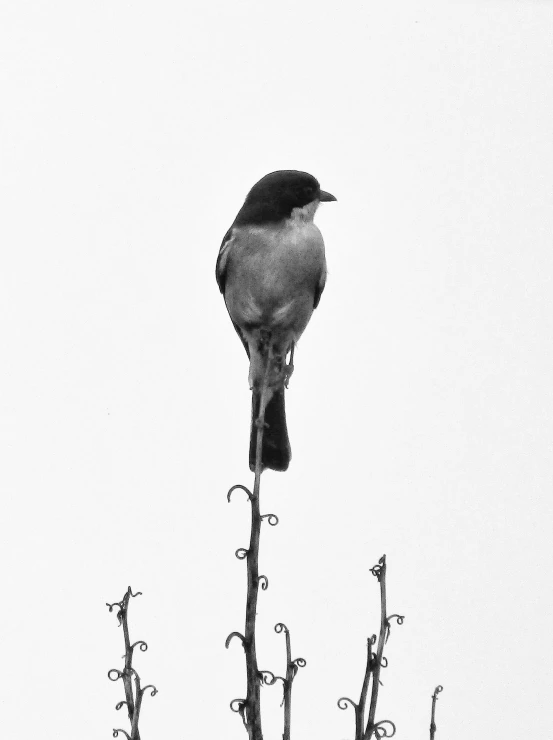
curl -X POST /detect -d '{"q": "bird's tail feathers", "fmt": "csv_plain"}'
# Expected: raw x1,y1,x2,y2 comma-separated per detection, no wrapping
249,389,291,472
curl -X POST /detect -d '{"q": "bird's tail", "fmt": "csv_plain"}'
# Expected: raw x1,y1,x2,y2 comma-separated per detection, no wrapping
249,388,291,472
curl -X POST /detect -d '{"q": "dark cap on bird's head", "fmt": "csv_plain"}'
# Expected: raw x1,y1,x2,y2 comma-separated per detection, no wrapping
234,170,336,226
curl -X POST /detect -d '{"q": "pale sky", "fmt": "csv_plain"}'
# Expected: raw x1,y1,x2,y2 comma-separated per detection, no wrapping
1,1,552,739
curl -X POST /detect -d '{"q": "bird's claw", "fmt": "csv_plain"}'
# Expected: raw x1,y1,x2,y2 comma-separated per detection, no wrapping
283,362,294,389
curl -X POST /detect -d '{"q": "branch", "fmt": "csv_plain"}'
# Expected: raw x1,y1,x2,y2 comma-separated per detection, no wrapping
274,623,306,740
227,343,306,740
430,685,443,740
339,556,404,740
227,348,274,740
107,588,157,740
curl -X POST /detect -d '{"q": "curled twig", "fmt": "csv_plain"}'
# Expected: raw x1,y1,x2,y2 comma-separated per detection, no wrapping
230,698,248,729
373,719,396,738
235,547,249,560
290,657,307,680
227,484,253,503
106,603,125,626
338,696,357,711
259,670,278,685
113,731,131,739
258,575,269,591
130,640,148,654
385,614,405,643
261,513,279,526
369,557,385,581
225,631,246,649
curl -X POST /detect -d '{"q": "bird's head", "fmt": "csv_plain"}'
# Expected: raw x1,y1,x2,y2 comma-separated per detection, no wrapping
235,170,336,225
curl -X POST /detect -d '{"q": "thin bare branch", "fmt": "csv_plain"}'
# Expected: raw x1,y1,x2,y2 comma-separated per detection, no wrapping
107,588,156,740
339,556,403,740
430,685,443,740
274,622,306,740
365,556,390,739
227,348,274,740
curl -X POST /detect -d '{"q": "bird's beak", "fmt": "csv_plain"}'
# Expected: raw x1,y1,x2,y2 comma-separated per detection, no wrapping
319,190,337,202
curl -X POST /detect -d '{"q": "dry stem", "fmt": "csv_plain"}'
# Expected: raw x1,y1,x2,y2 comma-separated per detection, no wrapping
338,555,403,740
107,587,157,740
430,685,443,740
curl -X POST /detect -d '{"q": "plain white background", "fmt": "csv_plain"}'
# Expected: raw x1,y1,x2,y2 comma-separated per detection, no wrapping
1,1,552,738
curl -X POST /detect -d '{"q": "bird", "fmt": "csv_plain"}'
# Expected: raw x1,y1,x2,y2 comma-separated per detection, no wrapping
216,170,336,472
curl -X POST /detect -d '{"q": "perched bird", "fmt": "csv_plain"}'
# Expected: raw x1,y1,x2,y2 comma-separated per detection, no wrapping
216,170,336,472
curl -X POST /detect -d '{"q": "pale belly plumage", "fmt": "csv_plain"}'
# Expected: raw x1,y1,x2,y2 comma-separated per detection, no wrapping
224,220,326,339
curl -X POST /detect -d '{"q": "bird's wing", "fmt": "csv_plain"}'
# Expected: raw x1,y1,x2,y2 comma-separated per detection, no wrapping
216,227,250,357
313,261,327,309
216,227,234,293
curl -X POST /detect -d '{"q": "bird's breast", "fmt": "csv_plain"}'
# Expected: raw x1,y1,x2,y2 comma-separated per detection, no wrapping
236,221,324,285
225,221,326,330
